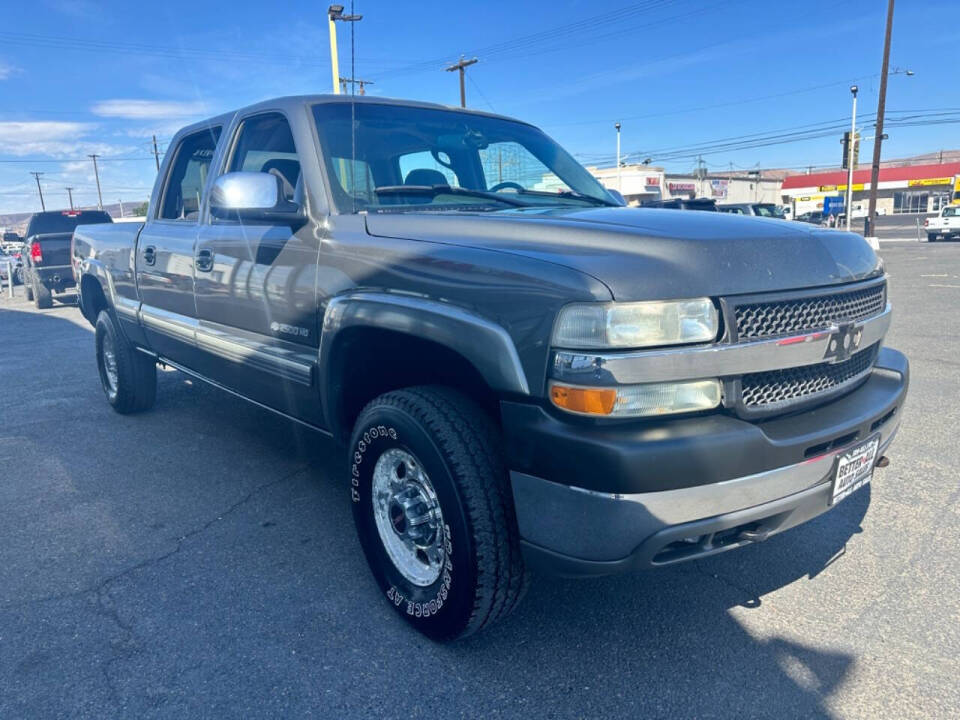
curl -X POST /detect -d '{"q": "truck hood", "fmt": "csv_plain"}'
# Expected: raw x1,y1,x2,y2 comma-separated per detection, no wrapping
365,206,883,301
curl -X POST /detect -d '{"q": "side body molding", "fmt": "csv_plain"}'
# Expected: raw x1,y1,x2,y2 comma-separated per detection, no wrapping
319,292,531,424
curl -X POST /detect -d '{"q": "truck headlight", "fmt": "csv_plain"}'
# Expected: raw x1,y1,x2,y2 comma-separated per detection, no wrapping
549,379,722,418
552,298,718,349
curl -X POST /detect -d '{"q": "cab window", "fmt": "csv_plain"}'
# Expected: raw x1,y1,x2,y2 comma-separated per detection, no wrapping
227,113,301,203
159,127,221,220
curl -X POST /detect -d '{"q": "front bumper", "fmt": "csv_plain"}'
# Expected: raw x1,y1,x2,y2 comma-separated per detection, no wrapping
505,346,908,577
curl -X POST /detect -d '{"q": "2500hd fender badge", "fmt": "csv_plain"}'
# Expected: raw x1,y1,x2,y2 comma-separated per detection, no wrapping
270,321,309,338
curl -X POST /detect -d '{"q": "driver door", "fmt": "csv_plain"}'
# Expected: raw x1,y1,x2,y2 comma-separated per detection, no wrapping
193,111,322,424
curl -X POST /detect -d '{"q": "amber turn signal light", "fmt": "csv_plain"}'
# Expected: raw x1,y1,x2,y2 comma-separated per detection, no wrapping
550,384,617,416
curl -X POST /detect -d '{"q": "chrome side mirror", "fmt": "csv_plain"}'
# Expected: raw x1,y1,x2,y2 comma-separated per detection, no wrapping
210,172,305,225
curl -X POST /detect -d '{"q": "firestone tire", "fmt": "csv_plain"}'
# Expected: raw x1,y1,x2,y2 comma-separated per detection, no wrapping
95,309,157,414
33,276,52,309
349,386,528,641
928,233,937,242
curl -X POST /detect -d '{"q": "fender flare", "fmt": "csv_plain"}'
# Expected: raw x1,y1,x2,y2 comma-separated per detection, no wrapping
319,292,531,430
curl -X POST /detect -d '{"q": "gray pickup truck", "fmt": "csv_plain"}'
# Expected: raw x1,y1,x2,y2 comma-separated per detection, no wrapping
73,95,908,640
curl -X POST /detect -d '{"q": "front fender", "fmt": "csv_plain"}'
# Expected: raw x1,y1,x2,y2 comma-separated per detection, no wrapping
319,291,531,428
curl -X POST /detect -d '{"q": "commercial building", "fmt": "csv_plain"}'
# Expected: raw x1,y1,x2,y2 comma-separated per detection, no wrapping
587,164,783,206
781,161,960,216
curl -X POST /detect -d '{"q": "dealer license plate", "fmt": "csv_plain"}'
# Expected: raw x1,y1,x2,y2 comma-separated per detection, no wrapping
831,435,880,505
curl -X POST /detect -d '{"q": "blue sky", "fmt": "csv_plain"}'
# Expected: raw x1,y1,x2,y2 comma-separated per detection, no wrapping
1,0,956,214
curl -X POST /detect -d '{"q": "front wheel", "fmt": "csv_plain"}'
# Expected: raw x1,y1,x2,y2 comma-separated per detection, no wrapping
349,386,527,640
95,310,157,413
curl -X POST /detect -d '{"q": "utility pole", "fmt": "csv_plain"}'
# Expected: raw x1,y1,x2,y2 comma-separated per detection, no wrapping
865,0,895,238
66,187,74,210
846,85,858,232
615,122,622,192
30,172,46,211
445,56,478,108
88,154,103,210
118,198,124,218
152,135,161,171
328,5,362,95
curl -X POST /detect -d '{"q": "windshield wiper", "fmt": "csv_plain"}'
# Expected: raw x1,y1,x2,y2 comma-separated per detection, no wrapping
373,185,530,208
517,188,619,207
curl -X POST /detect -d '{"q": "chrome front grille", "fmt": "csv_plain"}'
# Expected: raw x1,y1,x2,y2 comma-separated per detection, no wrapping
740,344,879,410
733,282,886,342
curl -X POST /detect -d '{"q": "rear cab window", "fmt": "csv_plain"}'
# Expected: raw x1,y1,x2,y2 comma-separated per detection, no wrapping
26,210,113,237
159,127,222,221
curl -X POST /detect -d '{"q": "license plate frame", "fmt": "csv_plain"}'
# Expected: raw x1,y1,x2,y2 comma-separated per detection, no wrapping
830,434,880,505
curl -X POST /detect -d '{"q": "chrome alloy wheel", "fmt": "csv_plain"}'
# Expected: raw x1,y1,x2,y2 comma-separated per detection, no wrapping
372,448,446,586
101,332,119,397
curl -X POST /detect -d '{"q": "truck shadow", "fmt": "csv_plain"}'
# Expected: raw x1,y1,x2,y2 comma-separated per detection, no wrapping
2,305,865,718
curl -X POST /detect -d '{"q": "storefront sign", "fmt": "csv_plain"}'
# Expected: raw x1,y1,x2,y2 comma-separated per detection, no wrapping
645,176,661,187
908,177,952,187
710,179,728,198
668,182,695,192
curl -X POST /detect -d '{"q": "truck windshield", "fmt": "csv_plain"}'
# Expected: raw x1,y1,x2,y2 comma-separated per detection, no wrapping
311,102,617,213
26,210,112,237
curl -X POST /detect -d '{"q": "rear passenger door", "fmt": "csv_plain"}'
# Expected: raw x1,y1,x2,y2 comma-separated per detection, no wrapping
193,111,321,423
137,126,221,363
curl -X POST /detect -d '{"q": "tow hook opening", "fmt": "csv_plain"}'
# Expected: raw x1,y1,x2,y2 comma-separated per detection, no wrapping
875,455,890,468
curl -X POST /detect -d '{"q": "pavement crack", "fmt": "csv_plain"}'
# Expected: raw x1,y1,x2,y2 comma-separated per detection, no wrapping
1,464,308,612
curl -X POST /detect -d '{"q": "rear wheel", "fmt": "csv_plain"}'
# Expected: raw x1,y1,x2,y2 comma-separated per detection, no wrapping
928,233,938,242
95,309,157,413
349,386,527,640
32,276,52,309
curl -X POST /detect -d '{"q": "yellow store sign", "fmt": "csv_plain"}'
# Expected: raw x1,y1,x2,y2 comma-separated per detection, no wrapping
908,177,952,187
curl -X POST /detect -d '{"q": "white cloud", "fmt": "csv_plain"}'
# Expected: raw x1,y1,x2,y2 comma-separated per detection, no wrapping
90,99,209,120
0,121,95,156
0,61,20,80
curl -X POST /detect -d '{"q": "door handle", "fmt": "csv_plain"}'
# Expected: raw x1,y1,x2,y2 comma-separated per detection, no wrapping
195,248,213,272
143,245,156,265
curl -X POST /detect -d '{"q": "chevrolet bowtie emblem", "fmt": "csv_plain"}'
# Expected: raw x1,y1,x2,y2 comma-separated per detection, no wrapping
823,322,863,363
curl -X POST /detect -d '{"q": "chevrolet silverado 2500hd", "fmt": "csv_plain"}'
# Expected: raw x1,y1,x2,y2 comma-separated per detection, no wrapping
72,96,908,640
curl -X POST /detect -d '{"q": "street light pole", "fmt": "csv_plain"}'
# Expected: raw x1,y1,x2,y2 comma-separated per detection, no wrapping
615,122,622,192
328,5,362,96
846,85,858,232
865,0,895,237
66,187,74,210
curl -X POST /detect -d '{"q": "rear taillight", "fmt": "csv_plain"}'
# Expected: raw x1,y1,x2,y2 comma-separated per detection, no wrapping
30,242,42,263
924,219,929,227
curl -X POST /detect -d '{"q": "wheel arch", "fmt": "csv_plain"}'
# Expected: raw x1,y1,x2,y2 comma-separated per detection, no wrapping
320,293,531,442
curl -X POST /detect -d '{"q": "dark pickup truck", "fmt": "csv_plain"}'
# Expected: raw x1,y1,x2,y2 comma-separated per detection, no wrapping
21,209,112,308
72,95,908,640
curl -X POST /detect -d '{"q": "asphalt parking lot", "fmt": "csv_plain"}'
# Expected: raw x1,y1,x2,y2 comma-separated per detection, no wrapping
1,242,957,719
